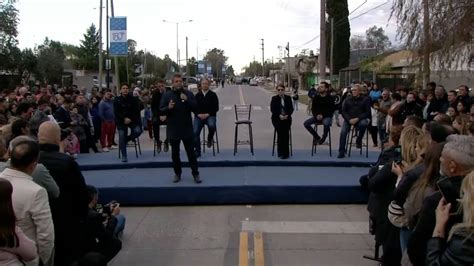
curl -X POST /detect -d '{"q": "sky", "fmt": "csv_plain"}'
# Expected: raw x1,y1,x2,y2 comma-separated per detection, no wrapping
16,0,398,74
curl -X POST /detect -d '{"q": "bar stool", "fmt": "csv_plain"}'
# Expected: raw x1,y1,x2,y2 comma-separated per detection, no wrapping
233,104,254,155
311,124,332,157
117,127,142,159
346,125,369,158
202,125,220,156
118,138,141,158
272,127,293,156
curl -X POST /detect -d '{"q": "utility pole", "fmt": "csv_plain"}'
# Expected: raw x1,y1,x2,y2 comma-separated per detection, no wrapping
319,0,327,82
105,0,110,89
98,0,103,89
330,17,334,85
261,38,265,77
286,42,290,90
186,36,188,75
111,0,120,90
422,0,430,90
176,22,179,70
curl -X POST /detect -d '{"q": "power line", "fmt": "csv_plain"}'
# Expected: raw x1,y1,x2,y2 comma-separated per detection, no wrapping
294,0,389,50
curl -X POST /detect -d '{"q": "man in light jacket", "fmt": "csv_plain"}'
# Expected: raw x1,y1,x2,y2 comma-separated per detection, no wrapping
0,136,55,266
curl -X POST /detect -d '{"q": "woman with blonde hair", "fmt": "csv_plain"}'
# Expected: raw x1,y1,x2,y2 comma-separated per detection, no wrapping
453,114,470,135
368,125,425,264
426,171,474,265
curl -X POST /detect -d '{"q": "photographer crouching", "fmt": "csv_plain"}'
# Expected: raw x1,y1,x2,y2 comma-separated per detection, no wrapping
80,185,124,265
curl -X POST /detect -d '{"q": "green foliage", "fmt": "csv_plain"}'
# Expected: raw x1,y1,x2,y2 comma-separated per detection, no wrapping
242,61,284,77
0,0,19,72
35,38,65,84
326,0,351,74
226,65,235,77
186,57,197,77
366,26,391,53
203,48,228,78
18,48,37,82
76,24,99,70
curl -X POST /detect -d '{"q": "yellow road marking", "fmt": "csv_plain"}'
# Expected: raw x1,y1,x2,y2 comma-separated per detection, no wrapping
239,232,249,266
239,86,246,105
254,232,265,266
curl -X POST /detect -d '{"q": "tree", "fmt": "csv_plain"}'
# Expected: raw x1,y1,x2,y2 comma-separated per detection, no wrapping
186,57,197,77
0,0,19,71
391,0,473,80
18,48,37,83
326,0,351,74
242,61,262,77
226,65,235,77
365,26,391,53
350,36,367,50
77,24,99,70
203,48,228,78
35,38,65,84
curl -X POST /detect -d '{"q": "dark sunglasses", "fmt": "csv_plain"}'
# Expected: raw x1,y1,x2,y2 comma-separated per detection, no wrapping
277,89,285,91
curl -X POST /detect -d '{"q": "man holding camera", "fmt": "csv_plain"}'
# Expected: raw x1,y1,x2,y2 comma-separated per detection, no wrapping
159,74,201,184
83,185,123,264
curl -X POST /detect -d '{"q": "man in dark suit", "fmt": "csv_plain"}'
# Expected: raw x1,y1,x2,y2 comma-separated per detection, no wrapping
113,83,143,162
270,84,294,159
193,79,219,157
37,121,90,266
151,80,170,153
160,74,201,183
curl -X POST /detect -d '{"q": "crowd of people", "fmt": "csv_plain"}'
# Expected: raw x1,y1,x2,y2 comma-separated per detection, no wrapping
0,76,473,265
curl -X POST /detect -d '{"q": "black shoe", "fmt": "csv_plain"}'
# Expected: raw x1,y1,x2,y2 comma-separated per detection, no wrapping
163,142,169,152
206,139,213,148
280,155,289,159
156,142,162,153
193,175,202,184
337,153,345,159
121,157,128,163
195,151,201,158
318,138,326,145
173,175,181,183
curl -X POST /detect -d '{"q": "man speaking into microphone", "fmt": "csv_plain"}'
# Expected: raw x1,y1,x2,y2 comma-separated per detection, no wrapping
160,74,202,184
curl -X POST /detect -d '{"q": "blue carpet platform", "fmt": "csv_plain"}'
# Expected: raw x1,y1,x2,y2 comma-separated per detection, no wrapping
77,149,377,205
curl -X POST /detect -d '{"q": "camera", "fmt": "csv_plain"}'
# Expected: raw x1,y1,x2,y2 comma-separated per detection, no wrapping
393,145,402,165
97,201,119,215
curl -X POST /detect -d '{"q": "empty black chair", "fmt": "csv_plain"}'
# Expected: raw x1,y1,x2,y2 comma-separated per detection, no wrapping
233,104,254,155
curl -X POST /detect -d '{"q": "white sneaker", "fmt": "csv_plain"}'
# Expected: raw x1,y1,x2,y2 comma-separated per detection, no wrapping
111,145,118,149
102,147,110,152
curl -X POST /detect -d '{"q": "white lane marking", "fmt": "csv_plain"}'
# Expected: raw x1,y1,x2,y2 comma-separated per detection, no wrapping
253,106,262,110
223,106,232,110
239,86,246,105
241,221,369,234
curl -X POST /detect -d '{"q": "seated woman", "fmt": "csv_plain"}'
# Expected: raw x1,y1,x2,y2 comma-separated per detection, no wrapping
270,84,294,159
426,171,474,265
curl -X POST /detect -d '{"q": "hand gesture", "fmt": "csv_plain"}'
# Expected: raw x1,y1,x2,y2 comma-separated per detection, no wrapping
124,118,131,125
316,114,323,121
391,161,404,177
349,118,359,125
435,198,451,228
159,115,166,122
168,99,175,109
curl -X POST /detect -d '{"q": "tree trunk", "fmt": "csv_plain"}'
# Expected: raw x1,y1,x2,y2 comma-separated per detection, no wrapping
422,0,430,90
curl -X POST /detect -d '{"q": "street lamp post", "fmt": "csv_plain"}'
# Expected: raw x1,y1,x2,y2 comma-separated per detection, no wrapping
163,19,193,72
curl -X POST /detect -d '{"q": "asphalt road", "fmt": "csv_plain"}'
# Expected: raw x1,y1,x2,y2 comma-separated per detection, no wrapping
110,205,378,266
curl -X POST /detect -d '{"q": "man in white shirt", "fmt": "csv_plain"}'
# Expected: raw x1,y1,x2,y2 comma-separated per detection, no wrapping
0,136,55,266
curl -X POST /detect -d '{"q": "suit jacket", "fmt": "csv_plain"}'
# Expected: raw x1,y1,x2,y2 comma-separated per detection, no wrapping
0,161,60,199
113,93,143,128
38,143,90,265
0,168,55,266
159,89,198,140
270,94,294,122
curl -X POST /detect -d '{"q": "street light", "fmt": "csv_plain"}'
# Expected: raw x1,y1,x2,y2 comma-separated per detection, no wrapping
163,19,193,71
